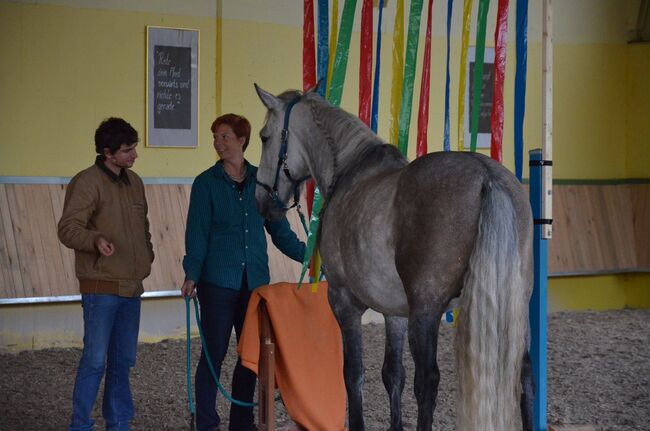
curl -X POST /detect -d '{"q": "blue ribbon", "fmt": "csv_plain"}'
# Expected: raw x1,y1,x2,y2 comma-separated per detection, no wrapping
514,0,528,181
443,0,454,151
317,0,330,97
370,0,385,133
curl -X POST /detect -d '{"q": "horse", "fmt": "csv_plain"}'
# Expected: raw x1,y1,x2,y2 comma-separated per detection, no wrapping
253,85,535,431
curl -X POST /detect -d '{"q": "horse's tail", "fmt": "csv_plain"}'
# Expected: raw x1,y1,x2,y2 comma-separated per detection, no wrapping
455,180,530,431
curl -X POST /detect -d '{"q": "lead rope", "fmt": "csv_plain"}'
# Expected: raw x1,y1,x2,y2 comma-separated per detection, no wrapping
185,296,257,429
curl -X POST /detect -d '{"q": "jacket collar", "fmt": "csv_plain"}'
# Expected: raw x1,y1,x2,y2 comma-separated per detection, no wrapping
95,155,131,185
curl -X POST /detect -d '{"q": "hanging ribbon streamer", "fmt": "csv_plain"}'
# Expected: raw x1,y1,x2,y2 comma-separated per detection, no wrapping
317,0,330,97
370,0,385,133
490,0,508,163
457,0,474,151
327,0,358,107
397,0,424,156
359,0,373,125
443,0,454,151
469,0,491,152
326,0,339,100
299,188,324,288
514,0,528,181
389,0,405,146
416,0,433,158
303,0,317,92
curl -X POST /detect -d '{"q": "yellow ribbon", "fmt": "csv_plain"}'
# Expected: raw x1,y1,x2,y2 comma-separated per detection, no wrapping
389,0,405,146
457,0,473,151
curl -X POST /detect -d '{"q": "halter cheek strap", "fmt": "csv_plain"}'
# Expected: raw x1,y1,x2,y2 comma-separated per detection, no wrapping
256,95,311,211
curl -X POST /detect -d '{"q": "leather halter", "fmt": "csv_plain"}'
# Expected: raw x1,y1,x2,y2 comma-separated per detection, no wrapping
256,96,311,211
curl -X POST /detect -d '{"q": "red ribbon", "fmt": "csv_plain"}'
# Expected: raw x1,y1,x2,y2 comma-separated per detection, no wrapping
358,0,373,125
490,0,509,163
416,0,434,158
303,0,316,92
303,0,316,216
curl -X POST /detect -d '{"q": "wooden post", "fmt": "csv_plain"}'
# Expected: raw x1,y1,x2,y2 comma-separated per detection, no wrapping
258,300,275,431
542,0,554,239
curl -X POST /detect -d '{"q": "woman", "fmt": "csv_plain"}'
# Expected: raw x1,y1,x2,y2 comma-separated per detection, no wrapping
181,114,305,431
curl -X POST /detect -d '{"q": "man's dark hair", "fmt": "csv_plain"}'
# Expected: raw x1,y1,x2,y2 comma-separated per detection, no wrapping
94,117,139,156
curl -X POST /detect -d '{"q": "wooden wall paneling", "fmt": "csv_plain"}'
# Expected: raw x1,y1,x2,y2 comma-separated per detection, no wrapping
49,184,77,293
25,184,69,297
631,184,650,268
142,186,164,292
4,185,39,297
159,185,185,290
548,185,571,274
600,185,637,270
0,185,24,298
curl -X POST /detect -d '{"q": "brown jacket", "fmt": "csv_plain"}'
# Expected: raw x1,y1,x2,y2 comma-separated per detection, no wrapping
58,163,154,297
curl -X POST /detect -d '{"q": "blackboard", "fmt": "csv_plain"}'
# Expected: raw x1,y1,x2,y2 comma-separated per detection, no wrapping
146,27,199,148
153,45,191,130
463,47,495,149
469,61,495,135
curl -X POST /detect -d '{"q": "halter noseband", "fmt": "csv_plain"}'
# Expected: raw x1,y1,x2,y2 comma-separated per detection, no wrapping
256,95,311,211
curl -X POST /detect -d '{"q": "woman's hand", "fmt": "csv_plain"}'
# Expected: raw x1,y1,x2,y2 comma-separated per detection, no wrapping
181,279,197,298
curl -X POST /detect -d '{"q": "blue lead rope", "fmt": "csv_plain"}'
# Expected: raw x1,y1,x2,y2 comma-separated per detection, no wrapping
185,295,257,416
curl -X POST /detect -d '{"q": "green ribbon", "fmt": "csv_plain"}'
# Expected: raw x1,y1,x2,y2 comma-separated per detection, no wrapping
327,0,358,106
397,0,424,156
298,187,324,288
470,0,491,152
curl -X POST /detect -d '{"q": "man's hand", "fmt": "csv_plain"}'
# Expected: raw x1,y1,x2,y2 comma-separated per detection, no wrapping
95,236,115,256
181,279,196,298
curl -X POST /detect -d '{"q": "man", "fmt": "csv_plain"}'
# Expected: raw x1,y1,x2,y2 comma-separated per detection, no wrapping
58,117,154,431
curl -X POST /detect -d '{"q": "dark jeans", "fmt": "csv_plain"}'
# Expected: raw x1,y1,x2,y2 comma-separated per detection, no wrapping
195,276,256,431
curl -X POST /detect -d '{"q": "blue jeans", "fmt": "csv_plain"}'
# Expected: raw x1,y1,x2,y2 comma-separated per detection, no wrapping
195,278,256,431
68,294,141,431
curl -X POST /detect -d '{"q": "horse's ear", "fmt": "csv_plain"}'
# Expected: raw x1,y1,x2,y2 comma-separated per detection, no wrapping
254,84,281,111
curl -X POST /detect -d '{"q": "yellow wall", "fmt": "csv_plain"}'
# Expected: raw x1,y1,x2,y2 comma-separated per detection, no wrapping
626,44,650,178
0,1,219,177
0,0,646,180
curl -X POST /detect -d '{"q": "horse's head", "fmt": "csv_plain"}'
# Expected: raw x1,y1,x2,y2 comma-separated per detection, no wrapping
254,84,311,221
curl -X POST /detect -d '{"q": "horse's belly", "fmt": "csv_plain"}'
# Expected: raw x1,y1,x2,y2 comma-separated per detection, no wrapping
353,271,409,316
321,240,409,317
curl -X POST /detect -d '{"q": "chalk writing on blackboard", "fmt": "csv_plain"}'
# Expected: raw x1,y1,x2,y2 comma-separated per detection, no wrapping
153,45,191,129
469,62,495,134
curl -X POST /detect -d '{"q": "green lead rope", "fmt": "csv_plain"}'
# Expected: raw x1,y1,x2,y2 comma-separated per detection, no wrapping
185,296,257,410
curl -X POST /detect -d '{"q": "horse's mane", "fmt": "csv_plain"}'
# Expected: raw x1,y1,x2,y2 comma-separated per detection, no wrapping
301,92,390,169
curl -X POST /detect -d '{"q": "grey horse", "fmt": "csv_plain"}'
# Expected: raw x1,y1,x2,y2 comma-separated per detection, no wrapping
254,85,535,431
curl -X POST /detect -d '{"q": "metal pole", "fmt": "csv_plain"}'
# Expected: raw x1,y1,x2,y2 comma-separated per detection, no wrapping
530,149,548,431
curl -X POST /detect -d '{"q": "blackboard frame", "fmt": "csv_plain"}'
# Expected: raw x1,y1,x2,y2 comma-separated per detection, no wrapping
146,26,199,148
463,46,495,150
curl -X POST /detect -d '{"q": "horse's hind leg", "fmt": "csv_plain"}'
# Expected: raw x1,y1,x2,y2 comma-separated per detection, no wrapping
383,315,408,431
520,349,535,431
408,310,443,431
329,286,367,431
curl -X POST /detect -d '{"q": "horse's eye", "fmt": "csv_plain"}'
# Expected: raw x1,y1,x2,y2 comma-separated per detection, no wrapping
261,135,269,145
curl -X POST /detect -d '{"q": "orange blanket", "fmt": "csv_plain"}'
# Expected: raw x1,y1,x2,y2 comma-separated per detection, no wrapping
238,282,346,431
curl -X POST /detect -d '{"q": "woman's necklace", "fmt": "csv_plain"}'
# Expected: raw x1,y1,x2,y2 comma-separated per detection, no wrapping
226,165,247,182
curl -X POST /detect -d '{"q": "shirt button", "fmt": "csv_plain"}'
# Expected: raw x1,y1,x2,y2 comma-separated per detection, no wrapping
245,229,248,233
245,212,248,216
239,197,242,201
241,262,245,266
245,245,249,249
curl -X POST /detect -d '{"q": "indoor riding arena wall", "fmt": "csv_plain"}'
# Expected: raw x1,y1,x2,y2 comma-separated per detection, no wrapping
0,0,648,352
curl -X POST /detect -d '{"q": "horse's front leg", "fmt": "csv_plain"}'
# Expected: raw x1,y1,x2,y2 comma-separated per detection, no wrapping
329,285,367,431
383,315,408,431
408,308,443,431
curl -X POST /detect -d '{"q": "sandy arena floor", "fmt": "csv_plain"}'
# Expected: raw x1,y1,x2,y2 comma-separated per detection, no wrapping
1,309,648,430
